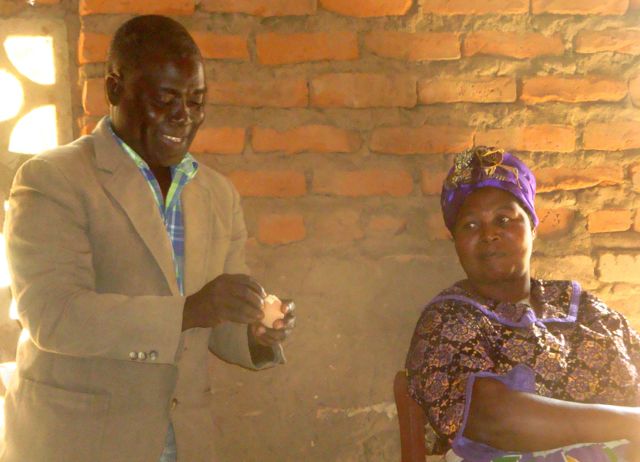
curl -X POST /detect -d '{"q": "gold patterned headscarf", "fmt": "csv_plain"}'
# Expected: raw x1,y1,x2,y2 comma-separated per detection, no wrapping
441,146,538,232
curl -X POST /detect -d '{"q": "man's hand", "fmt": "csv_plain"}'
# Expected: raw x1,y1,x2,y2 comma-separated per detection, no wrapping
250,299,296,347
247,299,295,365
182,274,266,331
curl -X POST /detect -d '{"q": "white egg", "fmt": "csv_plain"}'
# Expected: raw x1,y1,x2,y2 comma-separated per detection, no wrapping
261,294,284,328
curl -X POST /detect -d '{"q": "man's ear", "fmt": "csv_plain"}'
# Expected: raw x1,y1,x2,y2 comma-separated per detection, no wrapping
105,72,122,106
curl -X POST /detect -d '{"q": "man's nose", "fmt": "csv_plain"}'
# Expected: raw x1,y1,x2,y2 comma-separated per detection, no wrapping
170,98,189,124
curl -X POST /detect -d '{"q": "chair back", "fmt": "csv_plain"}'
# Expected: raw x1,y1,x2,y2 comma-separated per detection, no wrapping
394,370,427,462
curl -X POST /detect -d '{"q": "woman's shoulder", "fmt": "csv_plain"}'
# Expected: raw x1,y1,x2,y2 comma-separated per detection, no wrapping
417,283,492,326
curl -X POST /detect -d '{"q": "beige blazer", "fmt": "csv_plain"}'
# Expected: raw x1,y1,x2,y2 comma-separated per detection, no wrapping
1,118,282,462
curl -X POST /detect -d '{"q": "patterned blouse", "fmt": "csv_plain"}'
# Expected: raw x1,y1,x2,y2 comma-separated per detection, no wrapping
405,279,640,457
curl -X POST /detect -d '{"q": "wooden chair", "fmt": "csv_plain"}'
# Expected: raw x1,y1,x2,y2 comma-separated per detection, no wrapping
394,369,427,462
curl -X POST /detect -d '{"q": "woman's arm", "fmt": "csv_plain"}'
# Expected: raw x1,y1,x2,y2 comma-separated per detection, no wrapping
466,376,640,451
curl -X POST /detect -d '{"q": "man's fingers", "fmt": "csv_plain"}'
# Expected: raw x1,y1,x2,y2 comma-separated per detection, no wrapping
224,274,266,298
280,299,295,315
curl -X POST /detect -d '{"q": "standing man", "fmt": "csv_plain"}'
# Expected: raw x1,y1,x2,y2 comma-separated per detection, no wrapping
1,15,294,462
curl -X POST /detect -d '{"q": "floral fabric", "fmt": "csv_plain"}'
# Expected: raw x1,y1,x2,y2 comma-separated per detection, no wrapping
405,279,640,455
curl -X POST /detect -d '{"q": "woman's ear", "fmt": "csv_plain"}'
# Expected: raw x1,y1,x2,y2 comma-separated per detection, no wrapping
105,72,122,106
532,226,537,240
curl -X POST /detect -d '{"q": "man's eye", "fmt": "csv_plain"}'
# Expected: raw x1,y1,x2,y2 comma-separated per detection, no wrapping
155,94,173,105
188,96,204,107
461,222,477,230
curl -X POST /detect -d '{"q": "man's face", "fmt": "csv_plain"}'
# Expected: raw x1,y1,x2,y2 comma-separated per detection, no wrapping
110,52,206,168
453,187,535,286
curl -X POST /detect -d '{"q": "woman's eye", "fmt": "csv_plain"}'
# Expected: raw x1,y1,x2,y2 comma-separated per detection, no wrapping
498,216,511,225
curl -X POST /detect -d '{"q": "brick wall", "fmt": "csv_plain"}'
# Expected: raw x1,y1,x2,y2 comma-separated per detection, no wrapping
4,0,640,459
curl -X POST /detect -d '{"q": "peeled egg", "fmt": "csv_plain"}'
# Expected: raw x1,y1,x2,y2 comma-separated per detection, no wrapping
261,294,284,328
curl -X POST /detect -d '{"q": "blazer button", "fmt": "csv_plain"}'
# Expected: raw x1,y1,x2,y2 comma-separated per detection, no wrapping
149,351,158,361
171,398,178,410
129,352,137,360
137,351,147,361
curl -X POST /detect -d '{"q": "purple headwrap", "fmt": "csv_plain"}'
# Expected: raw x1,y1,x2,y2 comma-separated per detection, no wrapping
440,146,538,233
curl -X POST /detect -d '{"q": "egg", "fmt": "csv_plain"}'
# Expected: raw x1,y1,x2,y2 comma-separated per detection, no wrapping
261,294,284,328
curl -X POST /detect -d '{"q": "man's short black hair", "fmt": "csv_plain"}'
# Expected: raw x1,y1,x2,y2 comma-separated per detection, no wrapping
107,15,201,75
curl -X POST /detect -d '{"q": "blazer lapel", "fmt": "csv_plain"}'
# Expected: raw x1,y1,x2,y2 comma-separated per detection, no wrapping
182,176,211,295
92,118,179,295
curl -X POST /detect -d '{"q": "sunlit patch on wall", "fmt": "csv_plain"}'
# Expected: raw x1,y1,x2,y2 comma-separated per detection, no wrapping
9,105,58,155
4,35,55,85
0,19,72,338
0,71,23,122
0,18,72,165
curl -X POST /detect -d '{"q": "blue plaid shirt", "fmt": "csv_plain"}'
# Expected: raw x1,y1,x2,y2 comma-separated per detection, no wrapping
109,125,198,296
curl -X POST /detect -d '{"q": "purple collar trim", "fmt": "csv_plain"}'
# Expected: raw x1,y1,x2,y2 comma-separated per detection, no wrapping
429,281,581,329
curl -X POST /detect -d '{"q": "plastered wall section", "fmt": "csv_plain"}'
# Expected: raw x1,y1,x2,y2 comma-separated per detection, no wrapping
3,0,640,460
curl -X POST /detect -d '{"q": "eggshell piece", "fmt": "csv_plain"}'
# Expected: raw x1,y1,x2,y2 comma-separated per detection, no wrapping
261,294,284,328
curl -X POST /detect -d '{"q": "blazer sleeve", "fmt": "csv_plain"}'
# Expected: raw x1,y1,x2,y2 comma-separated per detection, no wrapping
5,156,184,364
208,180,285,368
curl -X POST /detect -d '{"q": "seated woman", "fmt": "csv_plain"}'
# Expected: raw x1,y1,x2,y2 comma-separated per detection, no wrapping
405,146,640,462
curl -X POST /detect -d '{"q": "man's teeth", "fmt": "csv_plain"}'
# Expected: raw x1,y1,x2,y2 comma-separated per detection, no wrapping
163,135,182,142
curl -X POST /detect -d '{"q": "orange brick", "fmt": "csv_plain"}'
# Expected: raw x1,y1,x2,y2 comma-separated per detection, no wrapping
532,0,628,14
207,79,308,107
418,77,516,104
367,215,407,237
33,0,61,4
425,213,451,240
422,0,528,14
227,171,306,197
532,255,595,283
80,0,195,15
364,31,460,61
635,211,640,232
82,78,108,116
190,127,245,155
588,209,633,233
536,166,624,192
313,169,413,197
257,213,306,245
630,75,640,107
599,253,640,283
463,32,564,59
78,31,110,64
476,125,576,153
421,169,448,195
256,32,358,65
632,163,640,192
536,207,575,237
575,29,640,55
632,0,640,9
320,0,412,16
201,0,316,16
583,122,640,151
315,210,363,242
191,32,249,61
252,125,361,154
311,73,416,108
370,125,473,155
521,76,627,104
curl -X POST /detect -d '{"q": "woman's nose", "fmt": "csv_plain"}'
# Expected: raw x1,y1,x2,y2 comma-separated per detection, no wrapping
480,224,500,242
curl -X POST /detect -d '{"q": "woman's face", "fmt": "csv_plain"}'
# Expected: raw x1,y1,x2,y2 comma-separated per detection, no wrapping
453,187,535,287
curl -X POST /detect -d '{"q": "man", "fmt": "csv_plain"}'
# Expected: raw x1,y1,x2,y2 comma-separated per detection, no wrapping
1,15,294,462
